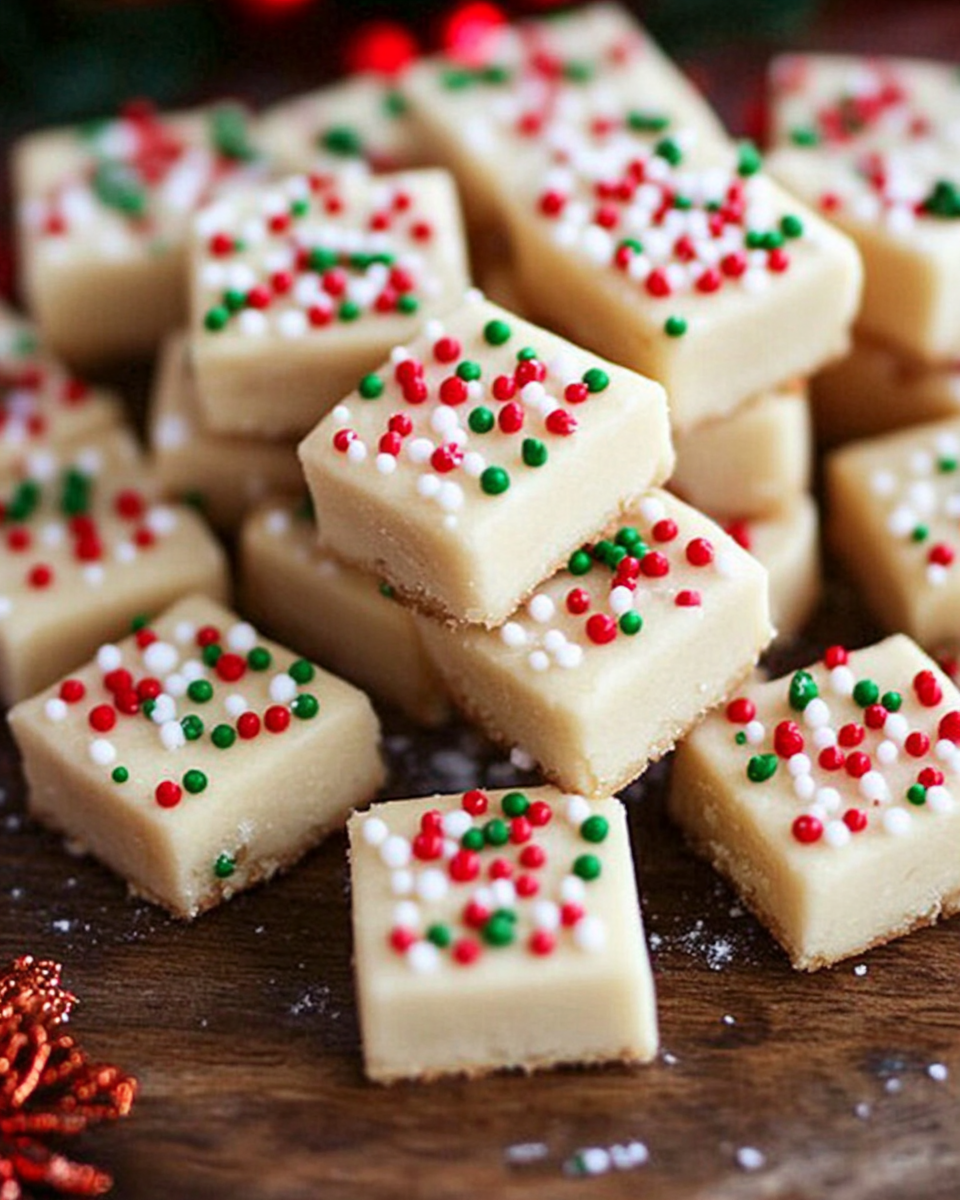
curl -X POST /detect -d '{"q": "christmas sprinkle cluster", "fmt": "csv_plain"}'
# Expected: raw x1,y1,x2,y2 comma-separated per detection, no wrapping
771,56,960,230
361,789,614,971
0,321,100,450
196,172,447,337
725,646,960,847
868,426,959,587
328,308,616,529
22,100,264,254
43,615,323,877
524,103,809,336
279,79,412,173
0,462,179,611
496,493,737,672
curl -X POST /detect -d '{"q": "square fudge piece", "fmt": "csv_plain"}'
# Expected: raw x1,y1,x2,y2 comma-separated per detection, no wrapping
0,444,228,702
259,74,421,176
505,115,862,430
149,333,302,533
813,336,960,448
299,297,673,626
190,169,469,438
15,100,266,366
240,497,450,727
670,636,960,969
723,495,821,639
671,382,812,519
415,489,772,796
0,307,124,477
10,595,385,918
826,417,960,648
402,3,729,233
349,785,658,1081
767,55,960,362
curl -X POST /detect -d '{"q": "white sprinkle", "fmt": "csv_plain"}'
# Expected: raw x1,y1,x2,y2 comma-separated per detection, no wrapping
407,942,440,974
96,644,123,672
528,650,550,671
560,875,586,904
803,697,830,728
574,916,606,952
722,1013,736,1026
830,666,855,696
380,835,411,869
376,453,397,475
416,868,448,902
442,810,472,839
579,1148,611,1175
89,738,116,766
226,623,257,653
859,771,889,803
855,1102,872,1120
269,674,298,704
528,593,555,623
883,807,912,836
393,900,419,928
362,816,388,846
417,474,441,499
885,713,909,743
173,621,196,644
160,720,186,751
533,900,560,931
927,785,954,814
407,437,434,464
277,309,308,338
225,693,248,718
44,699,68,722
928,1063,949,1082
824,820,851,848
390,869,413,896
83,565,105,587
877,740,899,766
556,642,584,669
501,621,527,648
565,794,591,825
735,1147,765,1172
853,963,868,977
346,440,368,464
745,720,765,745
143,641,178,675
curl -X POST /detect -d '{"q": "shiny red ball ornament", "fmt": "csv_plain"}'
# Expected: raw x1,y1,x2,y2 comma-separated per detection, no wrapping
344,20,419,76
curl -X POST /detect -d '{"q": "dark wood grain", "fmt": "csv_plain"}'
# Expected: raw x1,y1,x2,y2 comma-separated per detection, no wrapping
6,4,960,1197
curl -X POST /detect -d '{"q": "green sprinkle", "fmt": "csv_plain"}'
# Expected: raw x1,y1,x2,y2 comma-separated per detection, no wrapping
204,307,229,332
202,644,222,667
480,64,510,84
441,67,474,90
619,237,644,256
427,923,451,948
141,699,156,720
339,300,361,321
456,360,482,381
664,315,687,337
853,679,880,708
483,818,509,847
223,288,246,313
461,828,484,851
309,247,339,272
290,198,309,219
582,367,609,393
911,525,929,543
111,766,129,784
396,294,419,315
907,784,927,806
480,466,510,495
292,693,319,720
655,137,683,165
568,549,593,575
938,456,958,474
790,125,820,146
358,373,384,400
747,753,778,783
378,581,395,600
384,90,407,118
468,406,495,434
922,179,960,219
737,140,763,176
522,437,548,467
183,769,208,795
501,791,529,818
214,853,236,879
211,724,236,749
580,815,609,843
564,59,593,82
627,110,670,133
187,680,213,704
92,159,146,216
320,124,365,158
616,526,641,549
882,691,902,712
247,647,271,671
781,213,804,238
516,346,538,362
289,659,315,684
573,853,602,881
209,103,258,161
483,911,516,947
619,611,643,636
132,615,151,633
181,714,204,741
789,670,819,711
735,731,747,746
483,319,511,346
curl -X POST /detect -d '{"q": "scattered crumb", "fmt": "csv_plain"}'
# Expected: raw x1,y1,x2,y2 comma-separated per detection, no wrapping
928,1063,949,1082
509,746,536,771
885,1077,903,1095
728,904,744,918
855,1102,872,1120
289,984,334,1018
504,1142,548,1166
662,1051,679,1066
51,918,72,933
722,1014,737,1026
735,1147,766,1172
853,963,868,977
565,1141,648,1177
9,888,23,901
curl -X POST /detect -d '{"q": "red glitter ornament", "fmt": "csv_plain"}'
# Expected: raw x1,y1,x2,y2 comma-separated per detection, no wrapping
344,20,419,77
0,956,136,1200
440,1,506,64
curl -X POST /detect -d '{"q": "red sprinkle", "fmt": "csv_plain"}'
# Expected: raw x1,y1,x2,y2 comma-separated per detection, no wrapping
686,538,715,567
462,789,488,816
843,808,868,833
59,679,86,704
905,731,931,758
774,720,804,758
726,697,756,724
792,814,823,844
529,930,555,956
586,613,617,645
264,705,291,734
155,780,182,809
237,711,261,740
89,704,116,733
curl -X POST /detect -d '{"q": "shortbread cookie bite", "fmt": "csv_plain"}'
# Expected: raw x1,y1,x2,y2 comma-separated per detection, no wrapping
724,496,822,639
827,417,960,648
149,334,301,532
416,490,771,796
670,637,960,969
505,113,862,430
0,307,124,476
767,54,960,361
15,100,266,365
0,444,228,701
813,337,960,447
671,383,812,519
10,595,384,918
402,2,729,232
349,785,658,1081
190,169,469,437
259,74,420,176
240,497,450,727
298,297,673,626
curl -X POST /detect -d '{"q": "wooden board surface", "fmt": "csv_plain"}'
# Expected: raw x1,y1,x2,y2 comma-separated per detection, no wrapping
6,6,960,1198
